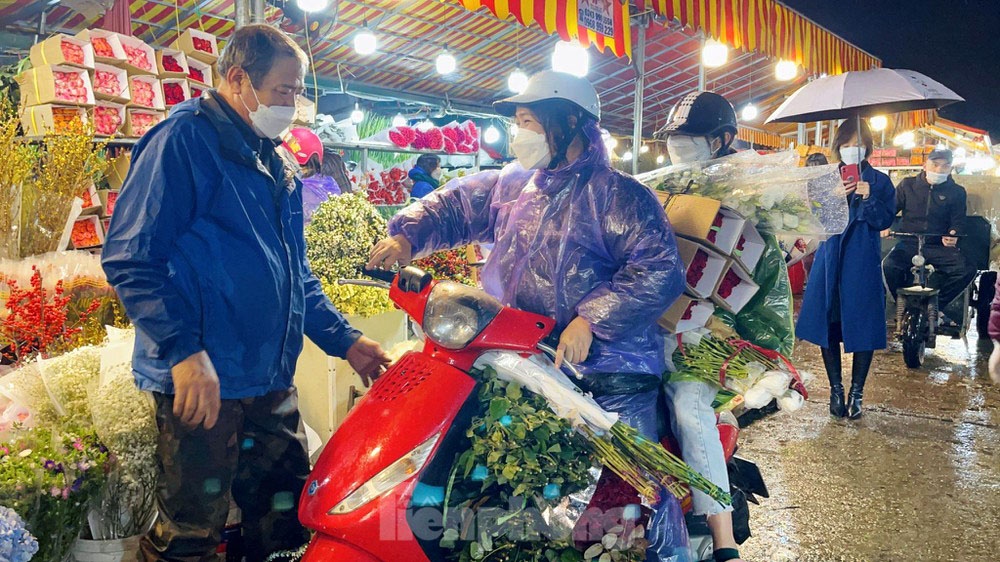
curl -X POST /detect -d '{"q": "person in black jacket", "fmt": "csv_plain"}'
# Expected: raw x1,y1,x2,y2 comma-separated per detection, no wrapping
883,149,977,323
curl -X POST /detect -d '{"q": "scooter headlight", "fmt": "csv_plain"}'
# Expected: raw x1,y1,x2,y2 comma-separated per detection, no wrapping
330,432,441,515
423,282,502,350
911,254,926,267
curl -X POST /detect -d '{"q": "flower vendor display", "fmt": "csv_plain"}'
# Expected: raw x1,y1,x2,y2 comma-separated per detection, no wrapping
0,505,39,562
304,193,394,317
0,100,35,260
415,247,479,286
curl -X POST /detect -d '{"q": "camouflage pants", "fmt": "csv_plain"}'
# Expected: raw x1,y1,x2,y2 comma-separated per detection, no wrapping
139,388,311,562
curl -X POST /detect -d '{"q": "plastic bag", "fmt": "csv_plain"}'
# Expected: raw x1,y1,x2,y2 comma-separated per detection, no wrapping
732,233,795,356
777,389,805,412
636,150,849,238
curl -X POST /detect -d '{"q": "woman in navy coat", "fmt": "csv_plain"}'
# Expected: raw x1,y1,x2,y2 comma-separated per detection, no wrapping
797,118,896,420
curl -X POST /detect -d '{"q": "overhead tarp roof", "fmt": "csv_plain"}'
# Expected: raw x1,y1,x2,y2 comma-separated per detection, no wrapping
636,0,881,76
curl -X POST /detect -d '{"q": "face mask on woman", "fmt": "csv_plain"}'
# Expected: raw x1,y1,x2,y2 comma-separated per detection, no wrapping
667,135,714,164
511,129,553,170
431,169,443,180
839,146,867,166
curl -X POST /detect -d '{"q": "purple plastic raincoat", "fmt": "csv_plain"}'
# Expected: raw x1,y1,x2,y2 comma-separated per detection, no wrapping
389,122,686,377
301,174,341,223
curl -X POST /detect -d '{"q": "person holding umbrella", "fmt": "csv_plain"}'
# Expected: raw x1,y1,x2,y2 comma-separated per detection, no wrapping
796,118,896,419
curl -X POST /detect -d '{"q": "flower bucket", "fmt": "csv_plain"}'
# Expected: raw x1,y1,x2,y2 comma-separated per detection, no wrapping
70,535,141,562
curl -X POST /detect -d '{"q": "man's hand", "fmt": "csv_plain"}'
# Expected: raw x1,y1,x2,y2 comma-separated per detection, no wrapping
346,336,391,387
171,351,221,430
942,230,958,247
555,317,593,369
854,180,870,199
367,234,413,271
989,341,1000,385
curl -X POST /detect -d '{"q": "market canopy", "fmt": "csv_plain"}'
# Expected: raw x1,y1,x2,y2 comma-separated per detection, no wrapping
0,0,880,143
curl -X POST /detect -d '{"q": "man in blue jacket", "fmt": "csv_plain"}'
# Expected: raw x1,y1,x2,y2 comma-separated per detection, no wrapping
102,24,390,561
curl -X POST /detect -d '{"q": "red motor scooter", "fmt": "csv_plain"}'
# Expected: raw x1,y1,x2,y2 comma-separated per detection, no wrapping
296,267,769,562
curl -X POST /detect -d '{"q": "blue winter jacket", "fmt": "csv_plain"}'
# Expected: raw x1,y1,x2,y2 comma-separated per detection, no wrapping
796,162,896,352
102,92,361,399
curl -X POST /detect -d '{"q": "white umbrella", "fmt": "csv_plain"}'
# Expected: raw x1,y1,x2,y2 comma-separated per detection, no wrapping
766,68,963,123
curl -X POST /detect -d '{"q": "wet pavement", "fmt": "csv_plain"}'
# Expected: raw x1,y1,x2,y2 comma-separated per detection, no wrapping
737,323,1000,561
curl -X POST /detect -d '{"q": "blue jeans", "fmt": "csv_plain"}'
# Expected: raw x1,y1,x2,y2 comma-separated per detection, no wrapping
663,380,733,517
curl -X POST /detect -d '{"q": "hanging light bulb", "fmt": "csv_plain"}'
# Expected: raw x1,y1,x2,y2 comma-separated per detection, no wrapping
551,41,589,77
436,46,457,75
775,60,798,81
353,21,377,56
350,103,364,124
656,154,665,165
639,145,650,154
893,131,915,146
484,125,501,144
605,136,618,150
296,0,329,12
701,39,728,68
621,150,633,161
391,113,406,128
869,115,888,131
741,104,759,121
508,68,529,94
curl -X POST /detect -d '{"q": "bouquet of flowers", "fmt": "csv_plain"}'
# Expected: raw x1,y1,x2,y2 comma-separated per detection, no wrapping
414,248,477,286
305,193,393,318
0,505,38,562
0,427,110,562
637,150,849,237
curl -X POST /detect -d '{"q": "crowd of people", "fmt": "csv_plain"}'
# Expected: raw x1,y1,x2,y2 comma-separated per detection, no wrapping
99,23,999,562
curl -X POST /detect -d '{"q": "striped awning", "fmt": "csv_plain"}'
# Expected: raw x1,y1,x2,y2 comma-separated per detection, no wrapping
452,0,631,59
636,0,881,76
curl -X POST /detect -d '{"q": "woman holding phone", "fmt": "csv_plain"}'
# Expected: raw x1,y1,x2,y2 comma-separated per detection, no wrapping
797,118,896,420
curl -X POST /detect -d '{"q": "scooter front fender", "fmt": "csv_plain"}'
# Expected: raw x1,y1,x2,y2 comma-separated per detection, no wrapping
301,534,381,562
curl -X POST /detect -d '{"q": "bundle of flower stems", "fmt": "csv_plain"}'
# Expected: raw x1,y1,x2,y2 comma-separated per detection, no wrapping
675,335,779,386
581,423,731,506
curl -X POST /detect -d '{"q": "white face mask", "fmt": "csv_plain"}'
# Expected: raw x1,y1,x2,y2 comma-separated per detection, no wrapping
925,170,949,185
839,146,866,165
241,83,296,139
667,135,713,164
431,169,443,180
511,129,552,170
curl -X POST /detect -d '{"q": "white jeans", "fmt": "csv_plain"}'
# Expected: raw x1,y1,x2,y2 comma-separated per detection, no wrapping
663,380,733,517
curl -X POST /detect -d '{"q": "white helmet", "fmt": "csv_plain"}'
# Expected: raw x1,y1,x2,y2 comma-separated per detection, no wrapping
493,70,601,121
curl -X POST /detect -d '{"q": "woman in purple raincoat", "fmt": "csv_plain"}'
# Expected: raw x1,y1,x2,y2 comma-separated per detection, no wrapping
369,71,689,560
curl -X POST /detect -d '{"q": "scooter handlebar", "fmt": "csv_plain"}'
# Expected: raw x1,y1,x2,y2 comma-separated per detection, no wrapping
537,343,584,380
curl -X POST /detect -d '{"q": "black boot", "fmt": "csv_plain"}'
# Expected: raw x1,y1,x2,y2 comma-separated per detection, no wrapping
847,351,874,420
820,346,846,418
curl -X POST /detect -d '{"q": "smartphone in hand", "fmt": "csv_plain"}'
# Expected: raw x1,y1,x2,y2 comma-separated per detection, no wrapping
840,163,860,184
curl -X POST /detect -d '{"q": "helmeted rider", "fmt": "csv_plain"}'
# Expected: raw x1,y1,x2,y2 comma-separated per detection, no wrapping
657,91,747,562
281,127,342,222
368,70,689,560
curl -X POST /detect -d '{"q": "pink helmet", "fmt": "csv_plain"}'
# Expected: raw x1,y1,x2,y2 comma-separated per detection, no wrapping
282,127,323,166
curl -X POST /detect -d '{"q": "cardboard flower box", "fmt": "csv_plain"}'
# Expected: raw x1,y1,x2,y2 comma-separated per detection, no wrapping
161,79,190,107
101,218,112,234
658,295,715,334
118,35,156,75
76,29,127,67
19,104,88,137
92,102,125,137
78,183,101,215
732,222,766,273
98,190,119,217
126,109,164,137
128,75,164,110
30,34,94,70
70,216,104,249
189,83,205,99
185,57,213,87
18,65,95,107
676,237,728,299
157,49,190,79
895,157,911,167
712,260,760,314
91,63,130,104
171,29,220,64
664,193,747,255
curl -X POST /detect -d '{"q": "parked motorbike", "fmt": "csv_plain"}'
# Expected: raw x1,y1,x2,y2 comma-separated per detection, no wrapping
296,266,767,561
